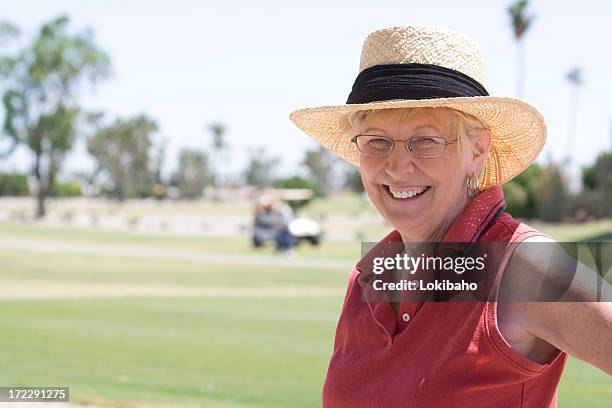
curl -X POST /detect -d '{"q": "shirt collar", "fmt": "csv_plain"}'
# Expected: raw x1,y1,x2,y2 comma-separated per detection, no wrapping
356,185,505,274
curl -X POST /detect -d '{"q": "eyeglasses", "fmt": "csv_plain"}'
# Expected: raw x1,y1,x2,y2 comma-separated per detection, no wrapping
350,135,459,158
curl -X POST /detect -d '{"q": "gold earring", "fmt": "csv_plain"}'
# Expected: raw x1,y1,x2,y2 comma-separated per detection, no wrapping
466,174,480,198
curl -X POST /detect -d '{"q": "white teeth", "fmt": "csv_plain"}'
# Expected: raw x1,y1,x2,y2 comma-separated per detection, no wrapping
389,186,428,199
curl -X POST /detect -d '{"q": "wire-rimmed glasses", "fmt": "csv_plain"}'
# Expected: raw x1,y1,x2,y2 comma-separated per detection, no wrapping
350,135,459,158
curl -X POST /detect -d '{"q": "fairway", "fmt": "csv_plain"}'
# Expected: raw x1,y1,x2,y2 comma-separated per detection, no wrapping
0,297,342,408
1,2,611,406
1,222,610,407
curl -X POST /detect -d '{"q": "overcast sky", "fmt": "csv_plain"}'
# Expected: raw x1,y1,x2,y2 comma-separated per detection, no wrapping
1,0,611,181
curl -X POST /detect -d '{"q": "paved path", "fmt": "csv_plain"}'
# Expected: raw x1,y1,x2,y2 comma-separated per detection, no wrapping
0,237,350,300
0,279,344,300
0,237,354,270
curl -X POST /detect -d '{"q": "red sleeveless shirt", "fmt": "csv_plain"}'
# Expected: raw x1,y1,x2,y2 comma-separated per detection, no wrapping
322,186,568,408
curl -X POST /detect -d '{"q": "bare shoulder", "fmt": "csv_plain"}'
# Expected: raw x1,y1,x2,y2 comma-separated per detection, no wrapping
497,236,559,364
498,236,612,374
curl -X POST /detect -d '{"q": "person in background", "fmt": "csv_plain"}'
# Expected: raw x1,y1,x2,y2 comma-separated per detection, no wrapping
274,200,295,254
253,194,294,253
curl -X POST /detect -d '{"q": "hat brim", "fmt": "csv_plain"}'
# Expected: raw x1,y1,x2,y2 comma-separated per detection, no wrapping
289,96,546,190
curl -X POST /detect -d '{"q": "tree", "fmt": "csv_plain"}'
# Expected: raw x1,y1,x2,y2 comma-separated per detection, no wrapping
592,152,612,217
582,164,597,190
0,16,110,217
0,172,29,196
0,22,20,93
0,21,19,47
303,146,337,197
152,137,167,185
572,153,612,220
502,163,541,218
208,123,228,186
502,180,528,218
344,166,365,193
0,22,20,98
508,0,536,98
565,67,583,161
532,162,569,222
87,115,158,201
273,175,316,211
171,148,212,199
273,175,316,191
243,147,279,187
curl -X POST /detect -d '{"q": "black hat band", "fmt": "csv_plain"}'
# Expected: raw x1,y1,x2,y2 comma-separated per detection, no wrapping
346,63,489,104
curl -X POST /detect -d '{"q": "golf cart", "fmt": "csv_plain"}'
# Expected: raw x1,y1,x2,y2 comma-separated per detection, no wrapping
252,189,322,248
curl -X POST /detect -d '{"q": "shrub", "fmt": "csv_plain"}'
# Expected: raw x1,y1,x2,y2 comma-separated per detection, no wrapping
531,163,570,222
509,163,541,218
0,173,29,196
52,181,82,197
570,190,607,221
593,152,612,217
272,176,315,211
502,181,528,218
273,176,316,191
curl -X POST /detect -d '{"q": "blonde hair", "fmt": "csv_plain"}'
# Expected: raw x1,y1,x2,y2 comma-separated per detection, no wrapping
349,107,489,172
349,107,491,242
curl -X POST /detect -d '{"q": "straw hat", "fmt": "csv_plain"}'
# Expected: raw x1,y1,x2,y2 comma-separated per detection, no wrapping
289,25,546,189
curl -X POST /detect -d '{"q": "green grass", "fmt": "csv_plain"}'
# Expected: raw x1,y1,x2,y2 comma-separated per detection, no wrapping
0,297,342,408
300,192,377,217
0,215,611,407
0,197,254,216
2,217,611,263
0,193,378,217
0,222,362,260
0,296,609,408
0,250,348,288
0,222,255,253
558,358,612,407
533,219,612,242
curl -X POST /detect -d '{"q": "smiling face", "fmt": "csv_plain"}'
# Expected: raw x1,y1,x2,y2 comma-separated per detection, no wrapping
355,107,490,242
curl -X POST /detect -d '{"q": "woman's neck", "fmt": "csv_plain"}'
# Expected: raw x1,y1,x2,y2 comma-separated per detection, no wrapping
399,194,471,243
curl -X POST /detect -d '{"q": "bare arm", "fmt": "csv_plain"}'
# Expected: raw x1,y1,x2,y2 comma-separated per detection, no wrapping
503,238,612,375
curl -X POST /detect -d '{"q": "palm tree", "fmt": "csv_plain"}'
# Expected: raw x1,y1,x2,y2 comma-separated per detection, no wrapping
208,123,228,187
565,67,583,161
508,0,536,98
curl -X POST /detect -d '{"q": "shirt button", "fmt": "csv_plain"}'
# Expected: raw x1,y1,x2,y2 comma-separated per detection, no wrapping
402,312,411,322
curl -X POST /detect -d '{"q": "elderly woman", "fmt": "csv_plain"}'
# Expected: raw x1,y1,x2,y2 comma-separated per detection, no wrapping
290,26,611,407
